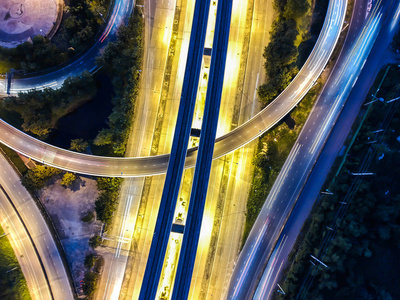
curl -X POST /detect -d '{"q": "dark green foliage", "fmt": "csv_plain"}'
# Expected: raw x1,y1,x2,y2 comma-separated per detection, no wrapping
21,165,61,192
94,256,105,274
81,211,95,223
284,0,310,19
82,271,99,298
70,139,89,152
88,235,102,249
2,71,96,138
94,177,123,225
84,254,96,269
94,8,144,155
258,1,310,106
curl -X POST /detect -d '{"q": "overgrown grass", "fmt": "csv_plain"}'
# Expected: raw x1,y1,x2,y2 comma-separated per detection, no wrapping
0,145,28,175
0,225,31,300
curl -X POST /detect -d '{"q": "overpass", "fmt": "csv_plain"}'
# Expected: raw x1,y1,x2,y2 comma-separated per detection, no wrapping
0,0,347,177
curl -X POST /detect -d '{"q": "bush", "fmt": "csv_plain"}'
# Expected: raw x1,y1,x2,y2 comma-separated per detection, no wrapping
89,235,102,249
61,172,76,187
81,211,95,223
94,8,144,155
2,71,97,138
82,271,99,298
21,165,61,191
84,254,96,269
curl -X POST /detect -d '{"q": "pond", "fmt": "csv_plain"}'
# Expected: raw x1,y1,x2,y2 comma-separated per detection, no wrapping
48,73,114,149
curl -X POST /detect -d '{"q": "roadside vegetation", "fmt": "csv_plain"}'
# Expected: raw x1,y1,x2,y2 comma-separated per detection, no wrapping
1,71,97,139
274,65,400,300
93,7,144,156
0,0,110,73
94,177,123,226
257,0,312,107
242,0,324,245
0,144,28,175
0,225,31,300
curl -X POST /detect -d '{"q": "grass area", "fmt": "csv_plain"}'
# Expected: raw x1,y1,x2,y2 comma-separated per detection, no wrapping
0,61,19,74
0,145,28,175
0,225,31,300
274,64,400,299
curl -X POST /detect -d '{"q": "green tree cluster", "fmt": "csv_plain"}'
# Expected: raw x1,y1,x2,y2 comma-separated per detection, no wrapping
94,8,144,155
258,0,309,106
70,138,89,152
94,177,123,225
0,35,67,73
21,165,61,191
2,71,96,138
82,271,99,299
89,235,102,249
61,172,77,187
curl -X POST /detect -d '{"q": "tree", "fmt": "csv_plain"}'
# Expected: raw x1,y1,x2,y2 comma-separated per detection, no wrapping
21,165,61,191
84,254,96,269
89,235,102,249
82,271,98,298
284,0,310,19
70,139,89,152
61,172,76,187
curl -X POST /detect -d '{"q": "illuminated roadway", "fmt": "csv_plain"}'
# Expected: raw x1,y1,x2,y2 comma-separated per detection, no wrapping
0,0,346,177
0,153,74,300
227,0,400,298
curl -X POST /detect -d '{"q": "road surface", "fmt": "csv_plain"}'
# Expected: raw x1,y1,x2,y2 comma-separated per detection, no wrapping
0,153,73,300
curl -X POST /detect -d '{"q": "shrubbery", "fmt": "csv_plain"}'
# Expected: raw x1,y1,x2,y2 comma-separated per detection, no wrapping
94,8,144,155
21,165,61,192
2,71,96,138
258,0,310,107
94,177,123,225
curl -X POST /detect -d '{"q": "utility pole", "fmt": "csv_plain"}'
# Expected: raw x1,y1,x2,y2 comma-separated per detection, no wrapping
321,189,333,195
310,255,329,268
277,284,286,295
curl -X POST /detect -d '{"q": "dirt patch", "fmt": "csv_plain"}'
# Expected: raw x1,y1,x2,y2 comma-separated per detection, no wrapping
38,175,101,291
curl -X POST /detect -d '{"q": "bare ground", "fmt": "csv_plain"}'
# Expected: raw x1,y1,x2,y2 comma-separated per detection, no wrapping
38,175,101,291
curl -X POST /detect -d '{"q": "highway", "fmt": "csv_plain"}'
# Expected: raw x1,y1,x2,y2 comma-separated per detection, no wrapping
0,0,134,96
227,0,398,298
0,181,52,300
94,0,178,298
171,0,233,298
0,153,73,300
0,0,346,177
253,0,400,298
186,0,274,297
138,0,211,298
